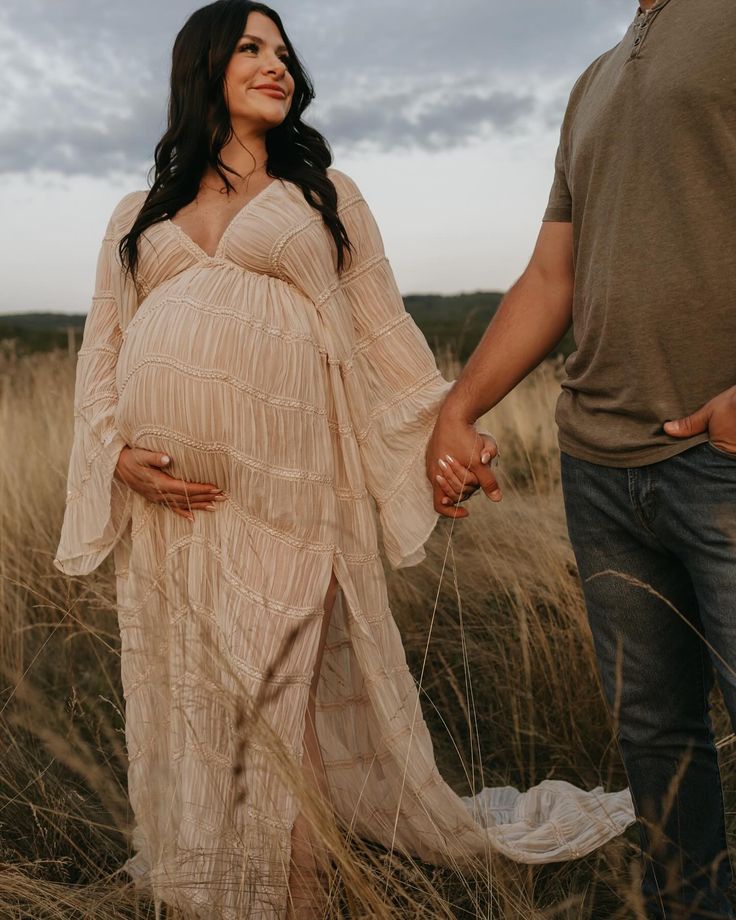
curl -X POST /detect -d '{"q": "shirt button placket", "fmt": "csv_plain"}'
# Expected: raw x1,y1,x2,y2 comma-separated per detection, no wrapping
630,15,649,59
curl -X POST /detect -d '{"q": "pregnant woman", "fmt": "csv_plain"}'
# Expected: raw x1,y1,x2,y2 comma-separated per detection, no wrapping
54,2,634,917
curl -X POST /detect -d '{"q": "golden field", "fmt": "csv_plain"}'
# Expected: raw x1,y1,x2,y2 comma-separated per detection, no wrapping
1,347,733,918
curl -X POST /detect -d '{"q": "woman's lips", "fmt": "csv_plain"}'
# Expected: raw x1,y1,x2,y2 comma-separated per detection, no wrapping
253,85,286,99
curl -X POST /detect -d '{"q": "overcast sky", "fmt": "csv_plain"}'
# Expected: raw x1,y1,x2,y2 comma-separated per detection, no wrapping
1,0,637,314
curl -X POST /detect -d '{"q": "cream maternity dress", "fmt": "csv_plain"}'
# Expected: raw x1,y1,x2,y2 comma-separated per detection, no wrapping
54,169,635,919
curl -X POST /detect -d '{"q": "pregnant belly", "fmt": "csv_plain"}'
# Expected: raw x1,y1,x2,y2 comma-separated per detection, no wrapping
115,275,334,493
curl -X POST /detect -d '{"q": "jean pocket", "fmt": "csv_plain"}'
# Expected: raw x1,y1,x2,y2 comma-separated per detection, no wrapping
705,440,736,460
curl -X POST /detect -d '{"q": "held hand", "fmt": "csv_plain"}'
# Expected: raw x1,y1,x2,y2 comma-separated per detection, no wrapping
664,385,736,454
434,431,500,506
426,413,502,519
114,447,226,521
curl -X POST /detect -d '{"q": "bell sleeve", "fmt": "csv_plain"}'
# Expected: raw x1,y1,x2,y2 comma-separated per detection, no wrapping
334,174,455,570
53,199,138,576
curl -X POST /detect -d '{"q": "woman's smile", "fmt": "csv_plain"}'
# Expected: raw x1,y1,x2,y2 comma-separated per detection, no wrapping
251,81,287,99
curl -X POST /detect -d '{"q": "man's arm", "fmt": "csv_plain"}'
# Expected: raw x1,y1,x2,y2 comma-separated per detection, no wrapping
426,221,575,518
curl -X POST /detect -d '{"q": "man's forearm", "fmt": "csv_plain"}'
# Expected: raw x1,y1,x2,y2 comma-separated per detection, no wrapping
443,267,573,423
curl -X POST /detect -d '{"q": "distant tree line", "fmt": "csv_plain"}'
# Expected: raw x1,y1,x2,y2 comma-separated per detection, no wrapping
0,313,86,358
404,292,575,363
0,294,576,361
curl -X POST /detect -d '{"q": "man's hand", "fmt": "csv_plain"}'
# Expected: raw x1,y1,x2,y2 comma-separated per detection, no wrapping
115,447,227,521
664,385,736,454
426,412,502,519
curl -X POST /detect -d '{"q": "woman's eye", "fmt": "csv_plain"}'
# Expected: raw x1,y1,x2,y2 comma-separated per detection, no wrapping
236,43,290,67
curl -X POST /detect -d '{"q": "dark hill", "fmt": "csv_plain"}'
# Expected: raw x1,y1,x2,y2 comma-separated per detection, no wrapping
0,293,575,360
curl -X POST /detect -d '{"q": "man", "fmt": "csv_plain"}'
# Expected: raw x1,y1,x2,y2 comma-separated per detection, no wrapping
426,1,736,917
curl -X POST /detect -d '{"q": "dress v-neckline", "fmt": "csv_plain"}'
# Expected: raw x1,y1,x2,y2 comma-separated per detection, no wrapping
168,178,281,261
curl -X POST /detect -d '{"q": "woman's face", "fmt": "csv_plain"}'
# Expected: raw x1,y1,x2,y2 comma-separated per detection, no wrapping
222,11,295,134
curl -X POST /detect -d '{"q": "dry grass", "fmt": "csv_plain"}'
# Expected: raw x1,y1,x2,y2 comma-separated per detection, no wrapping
0,348,733,918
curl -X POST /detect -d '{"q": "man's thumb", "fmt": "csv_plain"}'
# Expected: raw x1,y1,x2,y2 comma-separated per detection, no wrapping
663,406,709,438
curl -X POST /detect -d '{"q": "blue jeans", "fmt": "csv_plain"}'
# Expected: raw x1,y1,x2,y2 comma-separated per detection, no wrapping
561,443,736,919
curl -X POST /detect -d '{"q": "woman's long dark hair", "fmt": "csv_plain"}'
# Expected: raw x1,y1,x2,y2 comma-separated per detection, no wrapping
119,0,351,281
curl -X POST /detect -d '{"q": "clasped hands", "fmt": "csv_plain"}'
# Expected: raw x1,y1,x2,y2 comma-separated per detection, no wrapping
425,407,503,520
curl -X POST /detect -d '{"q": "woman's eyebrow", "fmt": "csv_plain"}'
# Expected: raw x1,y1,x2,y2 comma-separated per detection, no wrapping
240,33,288,53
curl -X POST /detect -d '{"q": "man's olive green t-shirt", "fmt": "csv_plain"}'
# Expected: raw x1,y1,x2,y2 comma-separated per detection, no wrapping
543,0,736,467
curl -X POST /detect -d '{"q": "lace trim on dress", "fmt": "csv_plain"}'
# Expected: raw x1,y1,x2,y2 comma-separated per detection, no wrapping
373,417,437,508
130,426,334,485
126,294,330,356
351,311,412,358
118,353,331,417
339,252,387,287
64,430,117,503
77,389,118,411
354,370,445,445
269,191,364,280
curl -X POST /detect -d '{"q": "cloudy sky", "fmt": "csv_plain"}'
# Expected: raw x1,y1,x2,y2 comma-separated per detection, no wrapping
1,0,637,315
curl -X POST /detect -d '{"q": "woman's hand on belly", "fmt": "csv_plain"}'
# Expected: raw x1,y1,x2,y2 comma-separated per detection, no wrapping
114,447,226,521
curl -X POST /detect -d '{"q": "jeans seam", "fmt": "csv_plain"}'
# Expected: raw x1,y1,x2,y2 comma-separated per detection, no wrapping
700,639,733,899
627,468,660,540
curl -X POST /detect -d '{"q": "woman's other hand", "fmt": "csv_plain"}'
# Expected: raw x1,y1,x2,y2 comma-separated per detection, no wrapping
114,447,226,521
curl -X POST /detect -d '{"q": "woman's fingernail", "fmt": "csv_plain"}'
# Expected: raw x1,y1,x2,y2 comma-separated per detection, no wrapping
438,458,448,470
481,452,491,464
206,503,217,511
161,455,170,465
491,490,502,501
446,455,456,464
441,498,451,506
436,474,445,484
213,494,227,502
209,487,222,493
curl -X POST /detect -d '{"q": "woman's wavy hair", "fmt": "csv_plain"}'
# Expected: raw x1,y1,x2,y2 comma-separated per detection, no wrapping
119,0,351,281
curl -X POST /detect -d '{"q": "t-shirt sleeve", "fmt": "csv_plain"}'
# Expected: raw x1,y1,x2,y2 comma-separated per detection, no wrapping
542,141,572,223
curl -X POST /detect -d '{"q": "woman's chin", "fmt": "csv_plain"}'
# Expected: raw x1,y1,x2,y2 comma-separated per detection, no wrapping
231,108,289,133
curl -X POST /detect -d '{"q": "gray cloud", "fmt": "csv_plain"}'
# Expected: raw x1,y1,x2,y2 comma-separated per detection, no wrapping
315,86,537,151
0,0,636,176
0,95,165,176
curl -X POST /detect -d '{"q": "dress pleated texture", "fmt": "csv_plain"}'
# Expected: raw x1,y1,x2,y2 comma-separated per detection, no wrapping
54,170,635,919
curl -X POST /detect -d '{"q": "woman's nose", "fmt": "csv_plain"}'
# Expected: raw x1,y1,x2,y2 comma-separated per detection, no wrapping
262,55,286,77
